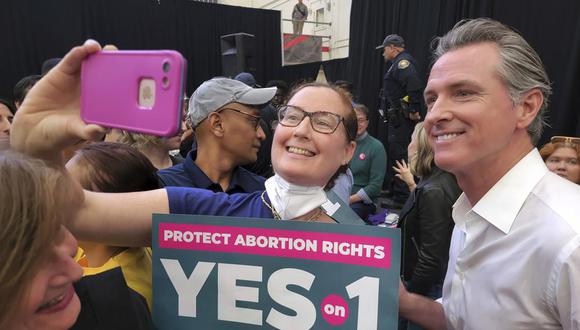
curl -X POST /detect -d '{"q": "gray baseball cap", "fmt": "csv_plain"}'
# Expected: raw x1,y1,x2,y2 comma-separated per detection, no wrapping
188,77,277,127
376,34,405,49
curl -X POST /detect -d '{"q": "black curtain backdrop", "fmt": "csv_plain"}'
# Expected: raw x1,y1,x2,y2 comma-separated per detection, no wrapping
277,61,321,88
322,58,350,83
4,0,578,143
0,0,321,100
349,0,580,145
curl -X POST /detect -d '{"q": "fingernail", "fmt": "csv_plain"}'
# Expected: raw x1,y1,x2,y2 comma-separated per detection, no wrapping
84,39,98,46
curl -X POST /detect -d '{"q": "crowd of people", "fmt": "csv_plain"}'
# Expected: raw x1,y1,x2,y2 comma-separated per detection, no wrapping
0,16,579,330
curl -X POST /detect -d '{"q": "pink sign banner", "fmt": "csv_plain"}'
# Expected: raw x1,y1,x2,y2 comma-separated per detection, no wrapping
159,223,392,269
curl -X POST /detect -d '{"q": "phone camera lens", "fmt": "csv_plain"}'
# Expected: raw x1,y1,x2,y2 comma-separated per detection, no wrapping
162,77,170,88
162,61,171,72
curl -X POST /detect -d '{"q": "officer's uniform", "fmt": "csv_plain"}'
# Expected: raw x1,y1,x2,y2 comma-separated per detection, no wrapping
382,50,424,204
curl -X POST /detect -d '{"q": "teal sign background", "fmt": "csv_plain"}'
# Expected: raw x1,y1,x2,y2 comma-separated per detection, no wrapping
152,214,400,329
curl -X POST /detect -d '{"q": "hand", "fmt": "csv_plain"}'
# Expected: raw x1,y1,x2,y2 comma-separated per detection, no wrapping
399,280,410,311
181,128,194,143
409,111,421,121
393,159,415,187
11,40,107,165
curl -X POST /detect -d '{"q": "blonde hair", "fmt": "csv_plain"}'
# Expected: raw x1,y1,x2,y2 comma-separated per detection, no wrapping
0,152,81,327
409,122,435,177
116,130,163,148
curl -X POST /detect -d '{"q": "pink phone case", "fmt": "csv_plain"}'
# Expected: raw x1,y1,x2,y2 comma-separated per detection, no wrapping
81,50,187,137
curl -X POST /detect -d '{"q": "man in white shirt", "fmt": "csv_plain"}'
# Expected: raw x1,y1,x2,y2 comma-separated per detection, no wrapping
398,18,580,329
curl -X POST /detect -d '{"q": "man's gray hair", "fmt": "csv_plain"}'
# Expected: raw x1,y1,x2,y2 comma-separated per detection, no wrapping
432,18,552,145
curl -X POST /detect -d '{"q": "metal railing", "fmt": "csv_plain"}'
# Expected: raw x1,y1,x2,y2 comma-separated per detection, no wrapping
281,18,331,39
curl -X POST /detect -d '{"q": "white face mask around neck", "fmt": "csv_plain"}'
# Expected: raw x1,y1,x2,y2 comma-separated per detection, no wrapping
264,174,328,220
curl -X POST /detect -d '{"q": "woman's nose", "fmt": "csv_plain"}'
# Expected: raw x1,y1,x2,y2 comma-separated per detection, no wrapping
292,116,313,138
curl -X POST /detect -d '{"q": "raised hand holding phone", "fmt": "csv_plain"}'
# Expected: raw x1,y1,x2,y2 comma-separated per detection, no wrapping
10,39,107,164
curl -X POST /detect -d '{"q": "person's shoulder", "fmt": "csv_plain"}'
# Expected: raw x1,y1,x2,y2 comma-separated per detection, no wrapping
157,162,190,186
396,59,412,70
366,134,385,148
532,172,580,234
395,52,417,70
157,162,185,176
234,166,267,192
238,166,267,183
420,174,461,203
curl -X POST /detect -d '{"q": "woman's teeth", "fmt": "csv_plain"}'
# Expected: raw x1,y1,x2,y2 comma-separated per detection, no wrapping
37,293,65,312
437,133,460,141
287,146,314,156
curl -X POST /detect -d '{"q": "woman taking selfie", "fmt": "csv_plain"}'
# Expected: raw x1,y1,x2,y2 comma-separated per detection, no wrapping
10,40,361,249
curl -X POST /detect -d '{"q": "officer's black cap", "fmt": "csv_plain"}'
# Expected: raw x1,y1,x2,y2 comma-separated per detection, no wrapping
376,34,405,50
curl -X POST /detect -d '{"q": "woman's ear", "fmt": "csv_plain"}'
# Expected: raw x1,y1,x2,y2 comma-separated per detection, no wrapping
343,141,356,165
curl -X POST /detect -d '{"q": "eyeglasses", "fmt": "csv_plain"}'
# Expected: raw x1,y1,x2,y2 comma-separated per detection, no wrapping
551,136,580,146
218,108,262,130
277,105,345,135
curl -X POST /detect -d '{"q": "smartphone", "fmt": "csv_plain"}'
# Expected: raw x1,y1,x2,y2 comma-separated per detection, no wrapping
81,50,187,137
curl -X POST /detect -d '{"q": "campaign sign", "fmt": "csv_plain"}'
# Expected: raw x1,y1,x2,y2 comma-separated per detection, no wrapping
152,214,400,329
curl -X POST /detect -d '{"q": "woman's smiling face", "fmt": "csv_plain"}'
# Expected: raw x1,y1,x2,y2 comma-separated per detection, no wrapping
12,226,83,330
271,86,356,187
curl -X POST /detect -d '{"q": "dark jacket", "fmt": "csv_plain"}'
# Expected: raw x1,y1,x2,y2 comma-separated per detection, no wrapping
72,268,154,330
382,50,424,116
397,166,461,295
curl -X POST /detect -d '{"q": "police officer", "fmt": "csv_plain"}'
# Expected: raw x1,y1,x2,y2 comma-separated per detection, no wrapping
377,34,424,205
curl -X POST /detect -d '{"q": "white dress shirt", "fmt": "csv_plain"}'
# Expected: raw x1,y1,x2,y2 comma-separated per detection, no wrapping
442,149,580,329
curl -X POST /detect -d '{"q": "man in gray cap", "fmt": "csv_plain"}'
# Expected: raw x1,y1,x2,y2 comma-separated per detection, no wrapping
377,33,424,207
157,77,276,193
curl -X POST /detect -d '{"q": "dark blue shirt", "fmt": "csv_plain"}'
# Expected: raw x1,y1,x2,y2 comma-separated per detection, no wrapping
166,187,365,225
157,150,266,193
167,187,273,218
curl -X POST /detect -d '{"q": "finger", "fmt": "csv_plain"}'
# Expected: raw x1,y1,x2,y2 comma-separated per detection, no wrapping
103,44,119,51
56,39,102,77
68,117,108,142
82,124,108,141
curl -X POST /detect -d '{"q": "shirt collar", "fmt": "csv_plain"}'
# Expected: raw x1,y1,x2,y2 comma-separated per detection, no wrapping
356,131,368,142
184,150,215,190
453,149,548,234
184,149,254,193
229,167,256,192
